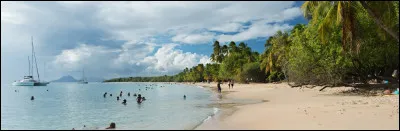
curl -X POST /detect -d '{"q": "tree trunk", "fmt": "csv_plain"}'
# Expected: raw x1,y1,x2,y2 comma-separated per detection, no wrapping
360,1,399,44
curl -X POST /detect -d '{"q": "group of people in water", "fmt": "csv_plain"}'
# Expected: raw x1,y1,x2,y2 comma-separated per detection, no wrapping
103,90,147,105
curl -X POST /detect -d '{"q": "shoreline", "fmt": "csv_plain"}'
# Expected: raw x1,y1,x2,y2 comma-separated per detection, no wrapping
190,82,399,130
182,82,268,130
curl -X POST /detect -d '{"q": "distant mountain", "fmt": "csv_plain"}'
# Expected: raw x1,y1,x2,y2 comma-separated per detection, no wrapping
52,75,105,82
52,75,78,82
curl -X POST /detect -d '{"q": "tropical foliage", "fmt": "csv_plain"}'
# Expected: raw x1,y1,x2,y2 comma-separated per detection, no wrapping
105,1,399,86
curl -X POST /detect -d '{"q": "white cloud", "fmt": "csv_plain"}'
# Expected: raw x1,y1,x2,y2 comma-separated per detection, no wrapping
51,44,120,72
217,22,292,43
140,44,211,74
2,1,304,81
209,22,243,33
172,32,216,44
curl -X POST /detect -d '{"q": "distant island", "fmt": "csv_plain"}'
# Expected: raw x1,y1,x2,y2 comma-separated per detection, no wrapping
52,75,105,82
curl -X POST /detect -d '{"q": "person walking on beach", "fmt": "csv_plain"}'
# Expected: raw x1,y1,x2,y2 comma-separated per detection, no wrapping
217,81,222,93
228,80,231,89
231,80,234,88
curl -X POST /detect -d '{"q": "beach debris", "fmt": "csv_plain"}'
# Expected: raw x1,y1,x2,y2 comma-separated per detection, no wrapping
376,105,380,107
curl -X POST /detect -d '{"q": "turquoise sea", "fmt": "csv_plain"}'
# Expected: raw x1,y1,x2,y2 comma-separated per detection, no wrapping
1,82,218,130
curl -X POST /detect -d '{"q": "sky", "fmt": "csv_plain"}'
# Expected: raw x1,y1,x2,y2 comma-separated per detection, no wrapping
1,1,308,83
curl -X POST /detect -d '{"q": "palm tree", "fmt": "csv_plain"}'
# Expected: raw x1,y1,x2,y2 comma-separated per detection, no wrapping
211,41,222,63
301,1,399,54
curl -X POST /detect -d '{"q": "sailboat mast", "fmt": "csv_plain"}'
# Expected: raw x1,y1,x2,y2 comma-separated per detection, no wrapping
28,56,31,76
31,36,34,78
32,36,40,81
43,62,46,81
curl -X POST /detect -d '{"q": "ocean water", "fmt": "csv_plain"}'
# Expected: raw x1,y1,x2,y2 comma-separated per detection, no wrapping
1,82,216,130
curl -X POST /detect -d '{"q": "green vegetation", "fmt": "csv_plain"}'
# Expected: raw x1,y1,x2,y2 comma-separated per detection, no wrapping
105,1,399,87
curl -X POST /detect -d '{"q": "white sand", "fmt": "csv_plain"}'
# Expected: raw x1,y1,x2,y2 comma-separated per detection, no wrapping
194,82,399,130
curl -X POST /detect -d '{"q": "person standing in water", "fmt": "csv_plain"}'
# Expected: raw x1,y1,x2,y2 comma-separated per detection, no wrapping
117,96,120,101
31,96,34,100
183,95,186,100
128,92,130,96
137,94,142,103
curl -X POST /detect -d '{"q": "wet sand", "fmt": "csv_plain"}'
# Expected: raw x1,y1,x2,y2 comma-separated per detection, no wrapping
192,82,399,130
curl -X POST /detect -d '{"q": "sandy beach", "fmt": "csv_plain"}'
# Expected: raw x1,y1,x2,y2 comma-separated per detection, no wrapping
193,82,399,130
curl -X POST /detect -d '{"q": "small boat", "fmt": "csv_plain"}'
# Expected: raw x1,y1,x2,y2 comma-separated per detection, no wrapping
78,68,88,84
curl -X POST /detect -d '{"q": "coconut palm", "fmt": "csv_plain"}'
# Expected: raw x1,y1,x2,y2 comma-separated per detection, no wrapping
301,1,399,54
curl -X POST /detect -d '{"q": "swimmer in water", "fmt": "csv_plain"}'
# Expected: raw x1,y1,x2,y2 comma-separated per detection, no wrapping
183,95,186,99
117,96,120,101
105,122,116,129
142,97,146,101
122,99,127,105
133,93,137,96
128,92,130,96
110,94,112,96
31,96,34,100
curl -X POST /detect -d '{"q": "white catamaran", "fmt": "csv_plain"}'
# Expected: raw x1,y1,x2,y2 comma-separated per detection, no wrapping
12,37,50,86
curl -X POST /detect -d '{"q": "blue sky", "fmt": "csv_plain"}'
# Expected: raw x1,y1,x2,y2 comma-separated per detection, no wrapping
1,1,308,83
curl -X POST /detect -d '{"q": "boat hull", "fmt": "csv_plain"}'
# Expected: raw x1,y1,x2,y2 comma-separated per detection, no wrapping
12,82,35,86
34,82,50,86
12,81,49,86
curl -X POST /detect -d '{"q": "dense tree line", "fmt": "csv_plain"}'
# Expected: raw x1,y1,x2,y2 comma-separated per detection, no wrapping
105,1,399,86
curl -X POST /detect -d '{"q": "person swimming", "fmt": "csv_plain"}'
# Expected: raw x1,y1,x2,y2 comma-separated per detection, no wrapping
122,99,127,105
117,96,120,101
103,93,106,98
128,92,130,96
31,96,34,100
133,93,137,96
137,94,142,103
105,122,116,129
183,95,186,100
142,97,146,101
110,94,112,96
